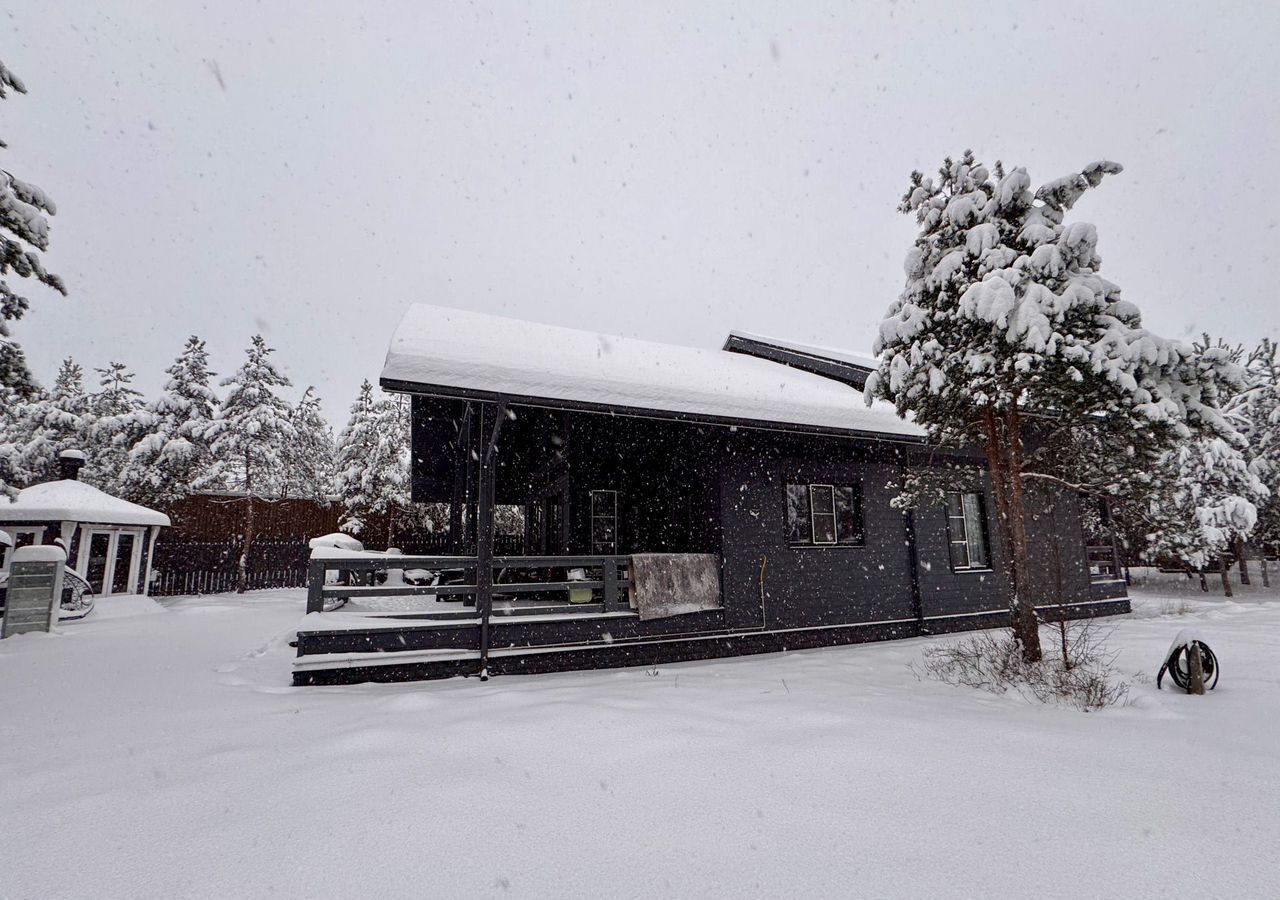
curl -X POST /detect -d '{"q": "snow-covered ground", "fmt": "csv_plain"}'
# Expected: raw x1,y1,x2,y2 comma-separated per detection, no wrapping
2,574,1278,899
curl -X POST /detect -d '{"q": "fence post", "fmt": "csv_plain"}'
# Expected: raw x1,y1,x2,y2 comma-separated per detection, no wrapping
306,559,327,613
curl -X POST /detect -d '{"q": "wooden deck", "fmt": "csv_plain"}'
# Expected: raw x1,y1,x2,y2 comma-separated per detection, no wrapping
293,548,1131,685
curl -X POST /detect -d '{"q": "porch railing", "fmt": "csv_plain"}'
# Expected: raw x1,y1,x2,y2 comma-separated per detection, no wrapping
305,553,633,616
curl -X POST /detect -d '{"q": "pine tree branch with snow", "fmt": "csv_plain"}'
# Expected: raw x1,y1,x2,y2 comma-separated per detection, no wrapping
0,59,66,419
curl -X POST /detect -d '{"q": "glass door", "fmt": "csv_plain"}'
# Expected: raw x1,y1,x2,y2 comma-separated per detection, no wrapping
84,531,112,594
111,533,137,594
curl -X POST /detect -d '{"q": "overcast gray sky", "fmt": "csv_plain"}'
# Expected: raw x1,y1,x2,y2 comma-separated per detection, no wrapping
5,1,1278,424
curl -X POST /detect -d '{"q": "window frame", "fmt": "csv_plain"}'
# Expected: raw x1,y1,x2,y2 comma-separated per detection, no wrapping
1083,498,1122,582
589,488,618,556
784,479,866,548
808,484,838,546
944,490,992,572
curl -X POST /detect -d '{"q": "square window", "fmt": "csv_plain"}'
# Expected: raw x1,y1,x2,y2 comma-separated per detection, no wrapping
786,482,865,547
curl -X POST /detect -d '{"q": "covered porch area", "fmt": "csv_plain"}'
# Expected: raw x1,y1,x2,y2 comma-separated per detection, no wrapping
298,395,728,682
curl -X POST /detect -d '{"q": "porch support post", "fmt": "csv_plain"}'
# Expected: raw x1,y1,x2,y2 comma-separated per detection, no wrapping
305,558,327,613
603,557,621,612
448,402,473,554
476,398,508,679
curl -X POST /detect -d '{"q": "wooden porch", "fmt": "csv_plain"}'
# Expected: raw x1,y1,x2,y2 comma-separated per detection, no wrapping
297,550,644,681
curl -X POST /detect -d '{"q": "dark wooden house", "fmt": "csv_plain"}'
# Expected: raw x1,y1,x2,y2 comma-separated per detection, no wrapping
293,305,1127,685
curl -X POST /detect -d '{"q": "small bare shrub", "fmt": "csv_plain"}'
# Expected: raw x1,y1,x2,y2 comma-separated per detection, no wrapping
1159,598,1193,617
916,619,1129,711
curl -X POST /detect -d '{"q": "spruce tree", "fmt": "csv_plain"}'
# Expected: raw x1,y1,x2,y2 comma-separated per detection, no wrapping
0,60,66,403
867,152,1243,661
84,362,146,492
283,386,336,501
204,335,296,591
121,336,218,506
333,381,410,546
3,357,91,486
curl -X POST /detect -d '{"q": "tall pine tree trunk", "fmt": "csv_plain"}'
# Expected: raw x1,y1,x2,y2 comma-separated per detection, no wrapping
982,405,1042,663
1262,552,1270,588
238,450,254,594
1219,554,1233,598
1234,536,1251,586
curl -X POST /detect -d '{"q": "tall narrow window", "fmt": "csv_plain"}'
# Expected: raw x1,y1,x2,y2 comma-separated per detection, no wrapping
946,491,990,570
809,485,838,544
1084,498,1120,580
786,484,811,544
590,489,618,555
786,482,864,546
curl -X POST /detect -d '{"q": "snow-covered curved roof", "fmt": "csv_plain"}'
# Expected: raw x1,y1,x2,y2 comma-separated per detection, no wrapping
0,480,171,528
380,304,923,438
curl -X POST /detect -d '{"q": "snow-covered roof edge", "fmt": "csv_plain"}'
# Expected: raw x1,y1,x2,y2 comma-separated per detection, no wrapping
725,330,881,371
379,304,923,440
0,480,171,528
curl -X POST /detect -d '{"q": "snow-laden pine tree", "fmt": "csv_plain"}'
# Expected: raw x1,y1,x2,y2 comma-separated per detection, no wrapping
203,335,296,591
282,386,336,501
120,336,218,507
333,380,378,536
1228,338,1280,585
2,357,92,486
867,152,1243,661
1146,435,1267,596
0,60,66,406
333,381,410,546
84,361,146,492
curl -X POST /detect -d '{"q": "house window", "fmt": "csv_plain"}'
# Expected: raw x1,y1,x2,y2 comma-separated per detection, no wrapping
590,489,618,555
1084,499,1120,581
786,483,864,546
946,491,990,570
1,529,37,572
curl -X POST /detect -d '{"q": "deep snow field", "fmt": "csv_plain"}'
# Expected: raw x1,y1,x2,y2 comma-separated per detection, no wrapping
2,571,1278,899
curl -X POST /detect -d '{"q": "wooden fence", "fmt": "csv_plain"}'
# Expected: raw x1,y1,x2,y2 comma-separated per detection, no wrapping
149,533,527,597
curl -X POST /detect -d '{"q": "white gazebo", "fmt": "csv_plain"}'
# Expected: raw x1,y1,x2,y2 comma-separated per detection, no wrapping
0,457,170,597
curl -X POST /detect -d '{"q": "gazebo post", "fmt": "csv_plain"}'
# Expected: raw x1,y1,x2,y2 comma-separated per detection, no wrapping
142,525,161,597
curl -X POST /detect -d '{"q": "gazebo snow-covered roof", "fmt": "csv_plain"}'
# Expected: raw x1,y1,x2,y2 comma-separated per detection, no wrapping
0,480,171,528
0,472,170,599
379,304,923,438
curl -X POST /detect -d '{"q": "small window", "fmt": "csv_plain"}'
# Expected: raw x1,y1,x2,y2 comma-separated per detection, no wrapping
786,482,864,546
946,491,990,570
1084,499,1120,581
590,489,618,555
